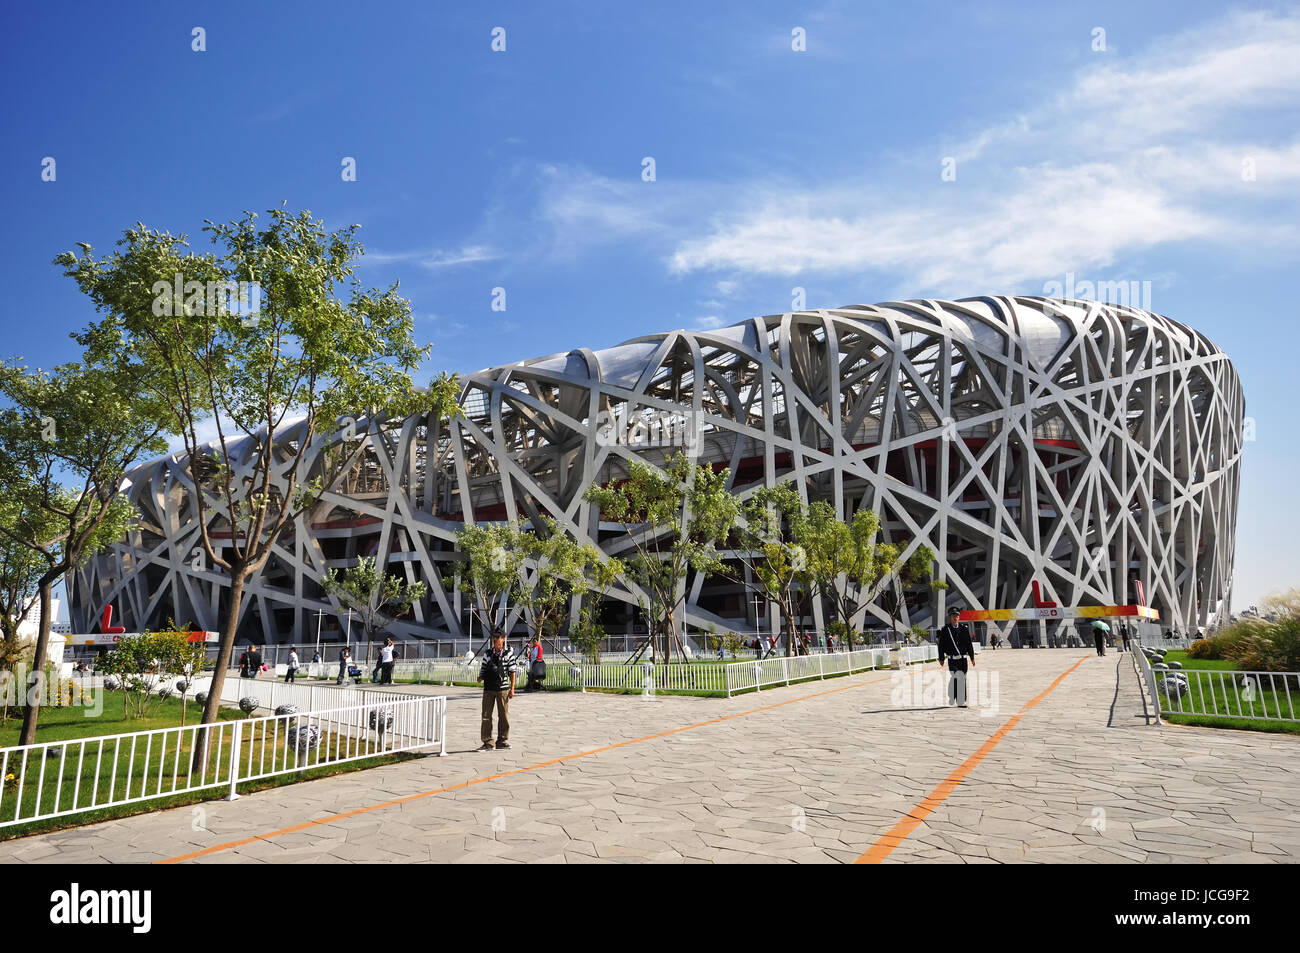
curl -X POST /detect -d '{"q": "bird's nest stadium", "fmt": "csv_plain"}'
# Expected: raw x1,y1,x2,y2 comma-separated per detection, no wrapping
67,296,1243,647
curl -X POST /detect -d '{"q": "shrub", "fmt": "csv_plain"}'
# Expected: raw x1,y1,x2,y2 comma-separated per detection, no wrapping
1186,625,1251,660
1225,616,1300,674
569,607,605,664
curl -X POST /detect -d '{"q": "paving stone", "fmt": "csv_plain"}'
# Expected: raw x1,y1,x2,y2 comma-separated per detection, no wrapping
1,653,1296,864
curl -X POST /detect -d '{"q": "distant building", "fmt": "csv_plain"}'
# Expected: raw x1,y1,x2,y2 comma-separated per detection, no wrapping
14,596,66,667
69,296,1244,646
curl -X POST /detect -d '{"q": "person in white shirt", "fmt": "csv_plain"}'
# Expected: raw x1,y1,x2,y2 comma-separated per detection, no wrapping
285,648,300,683
379,637,396,684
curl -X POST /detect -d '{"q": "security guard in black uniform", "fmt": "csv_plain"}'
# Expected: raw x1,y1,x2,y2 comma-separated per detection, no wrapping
938,608,976,707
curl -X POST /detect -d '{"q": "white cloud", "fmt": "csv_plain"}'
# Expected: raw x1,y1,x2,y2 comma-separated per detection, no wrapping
363,244,500,269
663,9,1300,294
401,10,1300,300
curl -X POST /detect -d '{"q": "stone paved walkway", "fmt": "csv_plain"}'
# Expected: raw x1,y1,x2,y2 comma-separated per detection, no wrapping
2,650,1297,863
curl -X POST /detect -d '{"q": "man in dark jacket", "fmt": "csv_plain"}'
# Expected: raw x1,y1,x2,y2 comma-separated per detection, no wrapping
937,608,976,708
477,632,517,750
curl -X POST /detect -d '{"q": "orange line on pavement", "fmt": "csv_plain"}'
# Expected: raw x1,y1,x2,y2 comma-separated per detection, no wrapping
855,654,1091,864
158,665,932,864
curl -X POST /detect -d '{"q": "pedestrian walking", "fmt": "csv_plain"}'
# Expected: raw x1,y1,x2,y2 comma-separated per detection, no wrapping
525,635,545,692
1093,623,1107,656
285,647,299,683
938,608,976,707
238,646,250,679
337,646,352,685
246,645,262,679
379,637,396,684
477,631,517,749
1121,623,1132,653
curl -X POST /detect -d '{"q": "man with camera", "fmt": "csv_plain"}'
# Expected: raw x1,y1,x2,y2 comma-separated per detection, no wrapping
477,631,517,750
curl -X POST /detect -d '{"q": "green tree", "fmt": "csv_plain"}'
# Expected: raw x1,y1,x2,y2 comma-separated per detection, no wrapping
0,494,57,646
98,631,209,720
457,522,528,641
876,543,944,639
0,637,31,725
728,484,808,657
0,354,165,746
795,502,944,644
569,605,606,664
321,555,429,646
56,207,458,735
583,452,738,662
514,517,622,662
168,631,211,727
795,501,881,646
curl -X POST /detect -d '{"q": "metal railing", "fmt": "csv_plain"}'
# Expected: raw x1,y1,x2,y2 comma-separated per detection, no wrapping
1132,645,1163,725
721,648,889,694
217,675,412,713
1143,664,1299,724
0,694,446,830
384,645,938,697
212,629,961,666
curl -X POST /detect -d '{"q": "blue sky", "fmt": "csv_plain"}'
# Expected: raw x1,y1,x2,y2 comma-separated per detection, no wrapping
2,1,1296,615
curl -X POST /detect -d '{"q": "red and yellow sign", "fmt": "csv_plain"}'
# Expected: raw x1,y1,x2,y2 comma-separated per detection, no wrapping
958,605,1159,623
77,631,218,646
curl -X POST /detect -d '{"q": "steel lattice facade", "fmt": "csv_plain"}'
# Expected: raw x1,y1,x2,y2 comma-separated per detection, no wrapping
68,296,1243,644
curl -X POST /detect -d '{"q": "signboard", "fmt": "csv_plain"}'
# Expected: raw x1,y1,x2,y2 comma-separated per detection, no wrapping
958,605,1159,623
72,631,219,647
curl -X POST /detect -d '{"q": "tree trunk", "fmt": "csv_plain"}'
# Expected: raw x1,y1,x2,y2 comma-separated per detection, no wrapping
18,581,54,747
191,569,247,772
783,595,797,656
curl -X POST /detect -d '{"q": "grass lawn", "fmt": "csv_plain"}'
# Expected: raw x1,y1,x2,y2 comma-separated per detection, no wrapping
1161,650,1237,672
0,693,242,748
1162,713,1300,735
1151,652,1300,733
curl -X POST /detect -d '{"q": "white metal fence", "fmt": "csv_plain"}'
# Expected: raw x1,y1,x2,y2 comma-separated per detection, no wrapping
386,644,939,696
721,648,891,694
208,628,974,668
1134,650,1299,724
0,694,446,831
217,675,411,714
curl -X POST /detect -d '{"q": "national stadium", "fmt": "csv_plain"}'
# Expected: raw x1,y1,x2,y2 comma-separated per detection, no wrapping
67,296,1244,647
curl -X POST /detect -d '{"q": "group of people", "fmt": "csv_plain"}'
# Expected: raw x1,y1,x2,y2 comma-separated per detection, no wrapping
334,638,397,684
236,640,397,684
1092,622,1135,656
237,645,263,679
